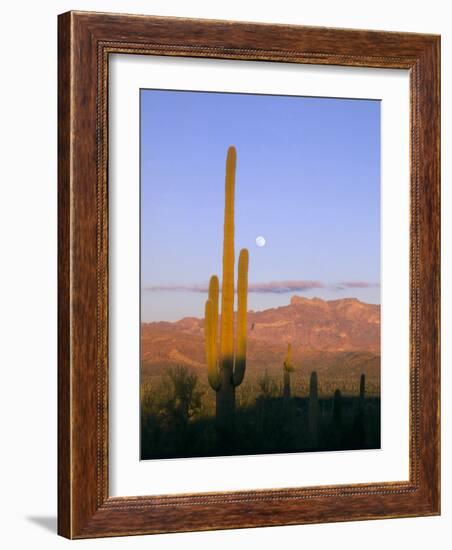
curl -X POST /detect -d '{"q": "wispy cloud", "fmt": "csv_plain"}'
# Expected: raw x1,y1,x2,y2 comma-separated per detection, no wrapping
248,280,325,294
333,281,380,290
144,284,210,293
144,280,379,294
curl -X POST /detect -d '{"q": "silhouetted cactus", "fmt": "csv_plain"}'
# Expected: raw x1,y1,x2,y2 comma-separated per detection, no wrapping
204,146,249,446
282,343,294,400
353,373,366,446
359,373,366,402
308,371,319,447
333,389,343,429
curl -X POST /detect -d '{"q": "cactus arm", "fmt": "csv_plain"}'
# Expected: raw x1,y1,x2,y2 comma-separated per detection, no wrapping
205,276,220,391
219,146,236,372
233,248,249,387
205,298,221,391
209,275,219,348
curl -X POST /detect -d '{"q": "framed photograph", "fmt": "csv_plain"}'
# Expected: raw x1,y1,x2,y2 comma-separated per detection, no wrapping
58,11,440,538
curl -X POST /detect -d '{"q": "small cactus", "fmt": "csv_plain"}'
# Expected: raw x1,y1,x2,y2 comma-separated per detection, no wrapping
359,373,366,402
308,371,319,447
282,343,294,400
330,388,343,448
333,389,343,428
353,373,366,446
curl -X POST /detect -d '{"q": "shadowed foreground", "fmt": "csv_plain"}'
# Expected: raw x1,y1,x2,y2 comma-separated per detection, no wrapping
141,388,380,459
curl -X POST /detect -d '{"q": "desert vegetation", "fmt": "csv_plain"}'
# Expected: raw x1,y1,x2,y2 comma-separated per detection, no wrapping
140,366,380,459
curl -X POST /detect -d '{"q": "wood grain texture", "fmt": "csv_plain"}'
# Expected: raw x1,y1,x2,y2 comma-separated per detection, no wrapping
57,11,72,538
57,10,440,539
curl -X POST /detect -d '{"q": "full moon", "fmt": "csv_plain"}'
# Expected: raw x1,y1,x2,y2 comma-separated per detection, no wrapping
256,236,266,247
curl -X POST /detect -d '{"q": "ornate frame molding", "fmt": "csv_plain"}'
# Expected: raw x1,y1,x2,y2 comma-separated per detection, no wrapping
58,11,440,538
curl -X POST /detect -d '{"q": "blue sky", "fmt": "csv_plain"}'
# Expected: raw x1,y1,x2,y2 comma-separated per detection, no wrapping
141,89,380,322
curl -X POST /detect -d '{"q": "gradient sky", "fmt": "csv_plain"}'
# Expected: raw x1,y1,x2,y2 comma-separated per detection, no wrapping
141,89,380,322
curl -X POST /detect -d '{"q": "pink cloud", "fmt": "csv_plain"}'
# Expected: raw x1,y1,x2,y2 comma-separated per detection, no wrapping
144,280,378,294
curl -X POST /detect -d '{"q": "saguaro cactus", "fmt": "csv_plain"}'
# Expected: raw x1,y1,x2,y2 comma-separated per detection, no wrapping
308,371,319,447
359,373,366,402
332,388,343,448
353,373,366,446
333,389,343,428
204,146,249,446
282,343,294,400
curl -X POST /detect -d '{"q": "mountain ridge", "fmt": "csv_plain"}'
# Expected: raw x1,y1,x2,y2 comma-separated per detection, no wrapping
141,296,380,382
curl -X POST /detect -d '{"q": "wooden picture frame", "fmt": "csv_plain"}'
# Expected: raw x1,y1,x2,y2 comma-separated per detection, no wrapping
58,10,440,539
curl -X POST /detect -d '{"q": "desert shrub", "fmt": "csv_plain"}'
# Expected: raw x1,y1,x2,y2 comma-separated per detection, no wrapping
257,371,280,398
156,366,204,427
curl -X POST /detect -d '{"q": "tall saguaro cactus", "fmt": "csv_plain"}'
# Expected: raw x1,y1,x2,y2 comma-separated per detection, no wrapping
204,146,249,446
